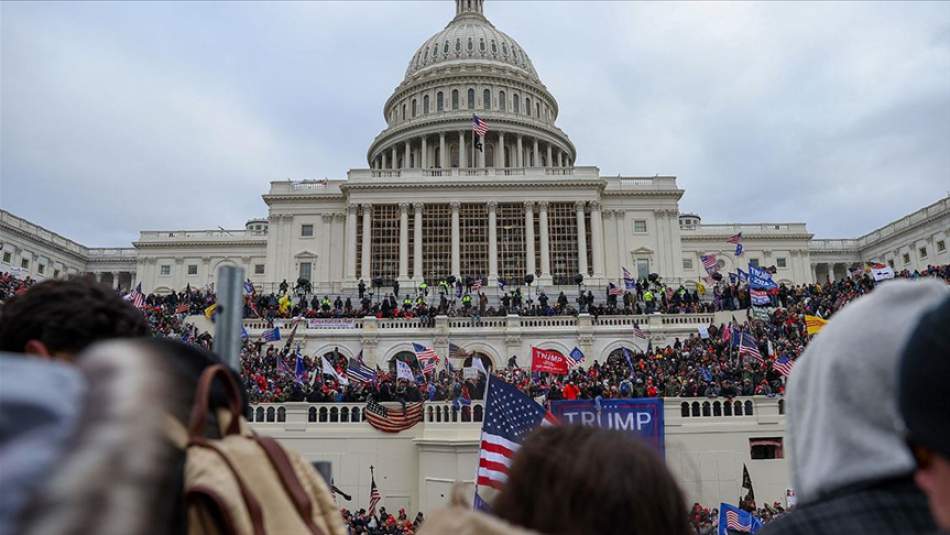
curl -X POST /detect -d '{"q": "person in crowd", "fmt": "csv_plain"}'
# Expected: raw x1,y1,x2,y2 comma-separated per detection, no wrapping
899,295,950,532
761,279,947,534
0,278,150,360
420,425,690,535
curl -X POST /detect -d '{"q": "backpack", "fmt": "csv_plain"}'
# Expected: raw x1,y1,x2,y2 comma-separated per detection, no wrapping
165,365,345,535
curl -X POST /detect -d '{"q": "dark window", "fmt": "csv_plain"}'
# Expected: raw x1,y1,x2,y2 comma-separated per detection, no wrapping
452,89,459,110
483,89,491,110
437,92,444,111
750,437,784,459
467,88,475,110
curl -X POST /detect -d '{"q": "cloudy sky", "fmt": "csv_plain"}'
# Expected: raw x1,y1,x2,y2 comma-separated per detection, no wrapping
2,1,948,247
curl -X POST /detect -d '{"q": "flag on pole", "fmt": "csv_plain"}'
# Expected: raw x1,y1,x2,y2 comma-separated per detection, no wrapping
701,254,719,274
738,332,764,363
322,355,349,385
772,355,794,377
632,323,646,339
203,303,218,320
395,359,415,382
727,232,743,244
243,279,255,295
294,349,305,385
277,354,292,376
368,467,381,515
471,278,483,292
449,342,471,360
474,378,551,508
741,463,756,502
412,342,440,374
718,503,762,534
472,114,489,136
261,327,281,342
608,283,624,296
750,288,770,306
568,346,585,368
346,354,377,383
622,267,636,289
735,243,744,257
128,283,146,309
497,279,507,292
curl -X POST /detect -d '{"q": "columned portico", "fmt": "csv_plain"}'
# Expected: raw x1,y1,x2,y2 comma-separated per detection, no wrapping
576,201,588,276
346,204,358,281
524,202,536,277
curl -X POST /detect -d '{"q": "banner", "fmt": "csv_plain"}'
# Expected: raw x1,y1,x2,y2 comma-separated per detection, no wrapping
750,288,770,306
697,325,710,339
530,347,569,375
463,367,479,380
871,265,895,281
307,318,357,329
550,398,664,455
748,265,777,290
395,360,414,381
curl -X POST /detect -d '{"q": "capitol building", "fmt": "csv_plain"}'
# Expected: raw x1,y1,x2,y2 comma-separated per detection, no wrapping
3,0,950,514
2,0,948,297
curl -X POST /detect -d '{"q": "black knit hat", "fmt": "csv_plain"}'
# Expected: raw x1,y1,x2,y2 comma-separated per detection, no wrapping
899,294,950,459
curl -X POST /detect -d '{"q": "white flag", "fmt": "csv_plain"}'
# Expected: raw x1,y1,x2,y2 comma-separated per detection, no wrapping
471,356,488,377
396,359,415,382
871,265,895,281
322,356,348,385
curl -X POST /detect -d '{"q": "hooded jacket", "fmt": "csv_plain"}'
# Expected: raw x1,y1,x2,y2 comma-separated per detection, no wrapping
762,279,946,534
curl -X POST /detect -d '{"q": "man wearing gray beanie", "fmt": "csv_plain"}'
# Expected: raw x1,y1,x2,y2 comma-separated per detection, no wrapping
899,294,950,532
762,279,947,534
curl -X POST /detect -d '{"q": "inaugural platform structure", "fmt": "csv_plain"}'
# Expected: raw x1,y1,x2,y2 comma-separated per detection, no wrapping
1,0,948,293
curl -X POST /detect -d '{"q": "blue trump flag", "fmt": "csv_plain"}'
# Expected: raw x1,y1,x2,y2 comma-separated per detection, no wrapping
569,346,585,366
551,398,664,455
294,349,305,385
748,265,777,290
261,327,281,342
719,503,762,534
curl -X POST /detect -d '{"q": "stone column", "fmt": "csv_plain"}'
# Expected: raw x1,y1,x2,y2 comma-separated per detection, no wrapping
112,271,120,290
413,203,424,281
398,203,409,280
321,214,333,284
810,263,817,284
539,201,551,283
590,201,605,279
404,141,411,169
439,133,447,168
524,202,536,276
421,136,428,169
516,135,523,167
533,138,539,167
478,135,486,168
345,204,358,281
488,201,498,284
361,204,372,281
382,152,388,170
615,210,627,269
576,202,588,276
451,202,461,276
496,132,505,168
459,131,467,169
546,144,553,168
391,146,398,170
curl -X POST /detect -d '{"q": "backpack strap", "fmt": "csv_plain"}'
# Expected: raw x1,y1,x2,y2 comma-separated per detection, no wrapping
189,364,243,438
189,438,267,535
256,435,326,535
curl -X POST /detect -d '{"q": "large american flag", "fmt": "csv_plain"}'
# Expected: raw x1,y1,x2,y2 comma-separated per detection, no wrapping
701,254,718,273
346,355,377,383
632,323,647,339
472,114,489,136
365,400,424,433
622,266,636,289
475,378,553,507
413,342,440,374
608,284,625,296
727,232,743,244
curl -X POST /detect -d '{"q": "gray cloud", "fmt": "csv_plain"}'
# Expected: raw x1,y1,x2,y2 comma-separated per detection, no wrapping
2,1,948,246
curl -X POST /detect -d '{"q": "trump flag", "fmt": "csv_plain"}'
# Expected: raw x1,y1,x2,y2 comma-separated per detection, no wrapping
530,347,569,375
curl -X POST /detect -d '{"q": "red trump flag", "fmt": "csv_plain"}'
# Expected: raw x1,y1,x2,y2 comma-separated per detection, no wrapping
531,347,570,375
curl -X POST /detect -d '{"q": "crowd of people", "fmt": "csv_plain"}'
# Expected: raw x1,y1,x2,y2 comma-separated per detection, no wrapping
340,507,425,535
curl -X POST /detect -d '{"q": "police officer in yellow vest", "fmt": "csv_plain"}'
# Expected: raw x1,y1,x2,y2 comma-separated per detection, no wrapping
643,289,655,314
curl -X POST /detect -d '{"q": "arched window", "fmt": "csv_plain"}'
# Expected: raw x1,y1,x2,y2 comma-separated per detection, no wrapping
401,104,406,120
681,402,690,418
452,89,459,110
329,407,339,423
340,407,350,422
724,402,733,416
491,40,497,54
277,407,286,422
467,37,473,51
467,88,475,110
499,91,506,111
474,404,484,422
352,407,361,422
423,95,430,114
455,38,461,53
412,99,417,118
713,402,722,417
502,42,508,56
536,102,540,118
319,407,328,422
308,407,317,422
483,89,491,110
479,38,485,52
744,400,754,415
389,351,420,375
486,143,494,167
255,407,265,422
513,94,520,113
778,399,785,415
443,41,449,55
437,92,444,111
734,401,743,416
450,145,459,167
525,97,531,115
691,402,700,417
702,402,711,417
266,407,275,422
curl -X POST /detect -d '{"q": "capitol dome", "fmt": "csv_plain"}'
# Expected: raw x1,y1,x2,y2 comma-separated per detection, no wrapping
404,0,539,82
367,0,575,171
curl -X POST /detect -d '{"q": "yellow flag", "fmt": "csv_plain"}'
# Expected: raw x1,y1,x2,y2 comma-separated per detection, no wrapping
805,315,827,335
203,303,218,319
696,280,706,295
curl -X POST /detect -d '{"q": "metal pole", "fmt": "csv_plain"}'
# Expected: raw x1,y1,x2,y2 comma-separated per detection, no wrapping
214,265,245,369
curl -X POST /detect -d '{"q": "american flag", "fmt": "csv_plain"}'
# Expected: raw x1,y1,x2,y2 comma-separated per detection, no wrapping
474,379,553,506
726,509,752,532
568,346,585,368
622,266,636,289
772,355,794,377
608,284,625,296
472,114,489,136
738,331,764,363
175,303,189,314
632,323,647,339
471,278,483,292
368,468,381,515
128,282,146,309
365,400,424,433
413,342,440,374
727,232,743,244
701,254,718,273
449,342,470,360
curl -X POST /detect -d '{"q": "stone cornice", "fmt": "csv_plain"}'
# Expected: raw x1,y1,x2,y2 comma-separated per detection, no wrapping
262,193,345,203
0,220,90,262
340,177,607,192
133,240,267,249
602,189,685,200
681,233,813,242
